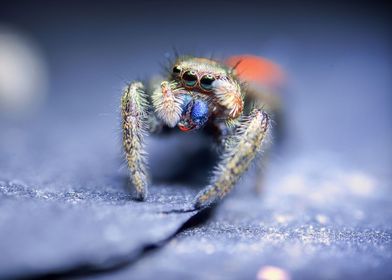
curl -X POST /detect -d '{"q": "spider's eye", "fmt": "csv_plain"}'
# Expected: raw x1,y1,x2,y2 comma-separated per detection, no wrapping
182,71,198,87
200,74,215,91
172,66,181,75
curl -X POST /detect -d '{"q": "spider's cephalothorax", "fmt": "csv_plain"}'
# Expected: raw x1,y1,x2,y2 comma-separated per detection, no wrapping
122,55,281,209
152,57,244,132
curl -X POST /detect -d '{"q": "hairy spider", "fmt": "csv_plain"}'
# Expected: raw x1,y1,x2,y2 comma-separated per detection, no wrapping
121,55,283,209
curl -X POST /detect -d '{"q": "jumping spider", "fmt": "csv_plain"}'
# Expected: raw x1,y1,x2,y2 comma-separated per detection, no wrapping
121,55,282,209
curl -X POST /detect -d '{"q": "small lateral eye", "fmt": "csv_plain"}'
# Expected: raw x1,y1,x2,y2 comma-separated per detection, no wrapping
200,74,215,91
182,71,198,87
172,66,181,75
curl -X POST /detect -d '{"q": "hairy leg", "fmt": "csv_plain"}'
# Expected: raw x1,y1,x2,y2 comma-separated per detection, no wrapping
244,89,280,194
194,109,270,209
122,82,150,200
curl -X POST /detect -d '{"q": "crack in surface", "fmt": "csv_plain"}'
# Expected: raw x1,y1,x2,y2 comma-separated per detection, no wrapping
13,206,215,280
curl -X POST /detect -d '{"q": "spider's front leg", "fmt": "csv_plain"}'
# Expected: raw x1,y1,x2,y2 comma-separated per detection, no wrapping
122,80,184,200
122,82,150,200
194,109,270,209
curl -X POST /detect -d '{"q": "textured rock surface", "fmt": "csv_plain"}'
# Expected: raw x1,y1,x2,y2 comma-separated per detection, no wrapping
106,155,392,280
0,119,199,279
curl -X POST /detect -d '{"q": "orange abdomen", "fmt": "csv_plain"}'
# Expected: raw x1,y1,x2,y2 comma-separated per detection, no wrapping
226,55,284,88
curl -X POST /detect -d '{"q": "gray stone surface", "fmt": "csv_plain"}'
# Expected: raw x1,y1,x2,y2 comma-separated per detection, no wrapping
100,155,392,280
0,119,199,279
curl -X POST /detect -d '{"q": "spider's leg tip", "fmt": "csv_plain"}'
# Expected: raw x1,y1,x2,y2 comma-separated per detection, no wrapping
193,196,205,210
134,190,147,201
193,200,204,210
193,195,218,210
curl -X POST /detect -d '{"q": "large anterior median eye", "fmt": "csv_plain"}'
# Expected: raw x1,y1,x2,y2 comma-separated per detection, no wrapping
200,74,215,91
182,71,198,87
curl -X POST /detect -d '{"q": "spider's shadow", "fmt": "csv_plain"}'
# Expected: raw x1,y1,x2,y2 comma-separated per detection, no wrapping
147,130,219,188
120,131,219,199
152,145,218,188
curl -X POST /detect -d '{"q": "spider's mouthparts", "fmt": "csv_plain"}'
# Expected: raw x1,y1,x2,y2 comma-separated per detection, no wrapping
178,122,195,132
178,97,209,132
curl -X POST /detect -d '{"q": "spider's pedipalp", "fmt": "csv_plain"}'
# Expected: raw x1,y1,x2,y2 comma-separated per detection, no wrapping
194,109,270,209
152,81,184,127
122,82,150,200
212,77,244,119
